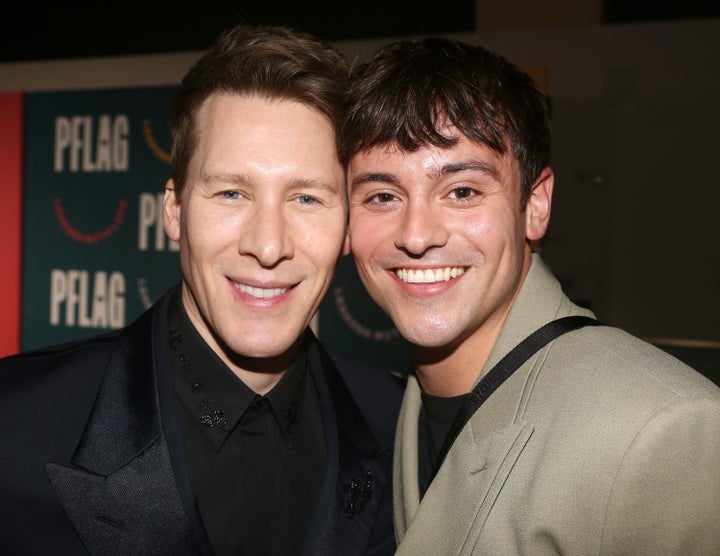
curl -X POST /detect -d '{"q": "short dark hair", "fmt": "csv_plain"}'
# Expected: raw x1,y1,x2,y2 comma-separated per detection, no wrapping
341,37,551,207
170,24,349,196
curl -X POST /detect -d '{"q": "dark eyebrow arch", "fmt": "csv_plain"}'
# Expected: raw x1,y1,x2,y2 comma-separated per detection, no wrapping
435,159,500,181
350,172,398,191
351,159,500,192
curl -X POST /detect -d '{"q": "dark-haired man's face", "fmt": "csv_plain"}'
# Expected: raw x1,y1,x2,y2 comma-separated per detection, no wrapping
348,124,552,387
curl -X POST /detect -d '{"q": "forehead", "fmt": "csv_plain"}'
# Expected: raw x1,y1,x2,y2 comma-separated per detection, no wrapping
348,132,517,184
192,93,338,159
187,93,343,190
195,92,333,134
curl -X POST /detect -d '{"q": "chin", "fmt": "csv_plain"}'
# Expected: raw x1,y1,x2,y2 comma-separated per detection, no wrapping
232,342,291,360
232,329,303,357
398,327,455,349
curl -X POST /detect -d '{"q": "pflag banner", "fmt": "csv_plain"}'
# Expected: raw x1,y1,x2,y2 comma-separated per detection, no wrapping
22,86,180,351
20,84,411,375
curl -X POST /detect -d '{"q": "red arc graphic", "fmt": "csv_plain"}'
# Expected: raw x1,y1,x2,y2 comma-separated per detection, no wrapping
54,197,128,244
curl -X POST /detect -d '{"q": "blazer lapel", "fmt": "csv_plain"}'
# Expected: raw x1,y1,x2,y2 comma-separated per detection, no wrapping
303,338,392,556
395,376,534,556
45,306,202,556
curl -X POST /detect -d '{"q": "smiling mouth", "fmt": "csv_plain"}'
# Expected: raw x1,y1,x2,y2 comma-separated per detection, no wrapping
233,282,290,299
395,267,466,284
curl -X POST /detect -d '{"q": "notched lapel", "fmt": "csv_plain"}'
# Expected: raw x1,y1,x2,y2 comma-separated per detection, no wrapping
397,422,534,556
72,324,160,475
46,438,199,556
45,307,201,555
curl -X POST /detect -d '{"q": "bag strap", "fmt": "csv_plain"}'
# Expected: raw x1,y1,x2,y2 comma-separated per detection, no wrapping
428,315,601,484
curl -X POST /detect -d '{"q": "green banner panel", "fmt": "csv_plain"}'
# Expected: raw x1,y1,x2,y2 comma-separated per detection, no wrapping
319,256,410,376
22,86,180,350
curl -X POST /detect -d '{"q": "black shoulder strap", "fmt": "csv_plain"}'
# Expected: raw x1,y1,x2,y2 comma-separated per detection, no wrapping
428,315,601,485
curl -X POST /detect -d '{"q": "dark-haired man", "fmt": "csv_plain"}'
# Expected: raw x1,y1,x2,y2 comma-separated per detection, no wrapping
0,25,402,555
343,37,720,555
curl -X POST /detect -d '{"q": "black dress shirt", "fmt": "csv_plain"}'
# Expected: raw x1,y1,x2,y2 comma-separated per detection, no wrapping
167,296,327,555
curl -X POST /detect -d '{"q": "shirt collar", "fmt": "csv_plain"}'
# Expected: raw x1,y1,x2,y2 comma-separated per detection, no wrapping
167,292,308,451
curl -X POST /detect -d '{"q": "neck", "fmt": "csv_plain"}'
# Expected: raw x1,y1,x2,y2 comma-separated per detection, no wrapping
415,248,534,397
412,334,495,397
413,292,521,398
232,368,286,396
220,335,305,395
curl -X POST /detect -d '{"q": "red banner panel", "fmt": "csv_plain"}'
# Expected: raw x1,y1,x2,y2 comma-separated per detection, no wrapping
0,92,23,357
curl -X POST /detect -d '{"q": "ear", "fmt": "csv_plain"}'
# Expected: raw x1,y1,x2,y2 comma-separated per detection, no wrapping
525,167,554,241
163,179,181,241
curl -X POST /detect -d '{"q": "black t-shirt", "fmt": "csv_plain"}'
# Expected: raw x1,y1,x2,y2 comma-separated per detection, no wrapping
417,390,469,497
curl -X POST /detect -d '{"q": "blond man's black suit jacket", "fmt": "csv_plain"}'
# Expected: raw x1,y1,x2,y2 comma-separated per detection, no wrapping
0,287,403,555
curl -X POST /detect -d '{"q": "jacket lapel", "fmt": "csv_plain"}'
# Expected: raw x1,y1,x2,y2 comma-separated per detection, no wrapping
395,257,594,555
395,376,534,556
303,338,392,556
45,303,202,556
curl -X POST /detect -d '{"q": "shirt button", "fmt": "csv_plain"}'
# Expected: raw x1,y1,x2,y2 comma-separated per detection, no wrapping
251,396,264,411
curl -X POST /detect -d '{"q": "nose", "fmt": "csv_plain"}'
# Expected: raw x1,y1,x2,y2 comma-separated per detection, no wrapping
237,204,294,267
394,200,448,255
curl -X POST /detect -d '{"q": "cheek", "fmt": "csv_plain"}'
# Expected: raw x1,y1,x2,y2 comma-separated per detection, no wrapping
309,245,342,275
301,215,347,270
349,213,388,257
450,213,489,252
349,233,379,271
461,216,488,238
183,209,234,257
456,208,522,251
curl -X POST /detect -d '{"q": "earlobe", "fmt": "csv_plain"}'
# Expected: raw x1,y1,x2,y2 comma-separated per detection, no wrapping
525,167,554,241
163,179,181,241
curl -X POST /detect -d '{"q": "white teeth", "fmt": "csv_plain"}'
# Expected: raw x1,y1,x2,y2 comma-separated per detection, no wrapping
236,283,288,299
395,267,465,284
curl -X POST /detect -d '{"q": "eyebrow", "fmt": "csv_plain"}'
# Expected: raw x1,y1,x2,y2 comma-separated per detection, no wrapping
350,158,500,191
349,172,398,191
433,159,501,182
201,170,250,186
202,170,340,192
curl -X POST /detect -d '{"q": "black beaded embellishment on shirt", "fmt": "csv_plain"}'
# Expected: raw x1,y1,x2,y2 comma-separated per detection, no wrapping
198,397,231,435
284,374,305,434
169,327,231,437
169,329,183,350
342,470,374,518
